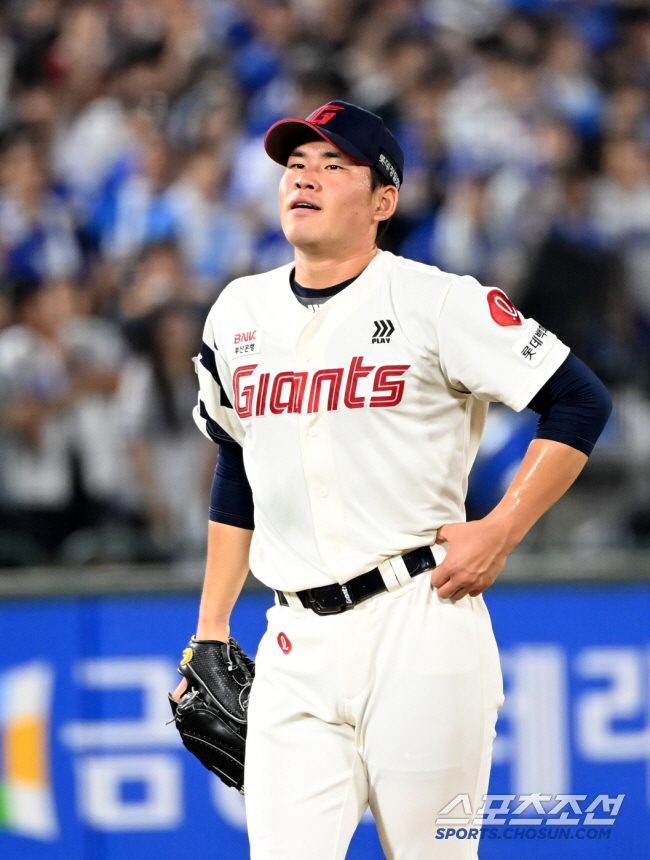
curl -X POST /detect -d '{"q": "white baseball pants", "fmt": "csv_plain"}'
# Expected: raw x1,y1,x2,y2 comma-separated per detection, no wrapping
245,564,503,859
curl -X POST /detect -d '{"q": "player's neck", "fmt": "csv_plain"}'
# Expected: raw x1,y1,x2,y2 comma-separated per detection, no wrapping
293,246,379,289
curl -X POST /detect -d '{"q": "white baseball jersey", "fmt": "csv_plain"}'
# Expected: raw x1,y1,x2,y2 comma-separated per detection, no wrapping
194,250,569,592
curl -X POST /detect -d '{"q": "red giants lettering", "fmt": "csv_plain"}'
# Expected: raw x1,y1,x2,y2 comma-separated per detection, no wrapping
270,372,308,414
344,356,375,409
232,365,257,418
308,369,344,413
370,365,410,407
233,359,410,417
255,373,270,415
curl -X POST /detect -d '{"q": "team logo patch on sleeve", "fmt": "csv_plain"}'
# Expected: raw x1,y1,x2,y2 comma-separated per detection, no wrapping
512,321,557,367
487,289,522,326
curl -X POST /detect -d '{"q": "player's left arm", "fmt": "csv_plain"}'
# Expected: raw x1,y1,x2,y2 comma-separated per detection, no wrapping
432,353,612,601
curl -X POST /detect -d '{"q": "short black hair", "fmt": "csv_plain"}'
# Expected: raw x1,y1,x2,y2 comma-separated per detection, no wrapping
370,165,393,239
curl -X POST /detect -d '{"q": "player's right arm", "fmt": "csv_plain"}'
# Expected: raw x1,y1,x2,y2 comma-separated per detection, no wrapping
197,519,253,641
172,298,255,701
173,519,252,692
193,307,255,629
196,437,255,641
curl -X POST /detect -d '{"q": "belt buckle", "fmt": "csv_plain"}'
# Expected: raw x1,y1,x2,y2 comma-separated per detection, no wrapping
305,588,346,616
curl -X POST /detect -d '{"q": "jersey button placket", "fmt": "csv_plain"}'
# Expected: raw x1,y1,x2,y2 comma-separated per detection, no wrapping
296,328,348,573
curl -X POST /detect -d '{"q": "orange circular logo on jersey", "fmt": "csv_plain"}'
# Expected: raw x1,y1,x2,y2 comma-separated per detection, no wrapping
277,632,292,654
487,289,522,326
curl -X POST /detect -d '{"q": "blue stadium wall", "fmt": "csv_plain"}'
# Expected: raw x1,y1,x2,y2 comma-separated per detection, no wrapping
0,583,647,859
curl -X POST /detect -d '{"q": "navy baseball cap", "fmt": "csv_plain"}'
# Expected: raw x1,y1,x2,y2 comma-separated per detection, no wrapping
264,101,404,190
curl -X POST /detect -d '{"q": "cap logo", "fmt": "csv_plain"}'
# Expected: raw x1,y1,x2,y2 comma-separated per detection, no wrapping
308,104,344,126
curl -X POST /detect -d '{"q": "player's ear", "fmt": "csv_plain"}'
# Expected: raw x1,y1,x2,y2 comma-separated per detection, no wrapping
374,185,398,223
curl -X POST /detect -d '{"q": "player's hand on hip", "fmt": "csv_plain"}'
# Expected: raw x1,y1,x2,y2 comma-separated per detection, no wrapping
431,520,509,602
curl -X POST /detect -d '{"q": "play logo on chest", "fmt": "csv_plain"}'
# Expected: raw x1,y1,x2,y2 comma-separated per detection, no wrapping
372,319,394,344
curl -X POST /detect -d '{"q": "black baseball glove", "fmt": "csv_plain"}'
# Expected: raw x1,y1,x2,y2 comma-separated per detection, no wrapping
168,635,255,793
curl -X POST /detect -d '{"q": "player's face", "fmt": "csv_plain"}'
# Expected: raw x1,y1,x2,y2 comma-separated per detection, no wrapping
278,141,382,254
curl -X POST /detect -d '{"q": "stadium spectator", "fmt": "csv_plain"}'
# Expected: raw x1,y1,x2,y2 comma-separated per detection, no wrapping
590,134,650,323
0,136,80,282
89,118,171,263
541,19,604,140
147,147,254,298
117,240,195,350
117,301,214,552
0,278,127,560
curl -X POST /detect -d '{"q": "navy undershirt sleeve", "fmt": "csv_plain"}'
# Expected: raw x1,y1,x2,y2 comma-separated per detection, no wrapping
209,440,255,530
527,352,612,456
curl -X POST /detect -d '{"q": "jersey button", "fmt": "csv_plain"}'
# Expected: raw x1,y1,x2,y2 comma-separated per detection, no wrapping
319,487,328,497
302,352,311,361
309,427,319,437
331,545,340,554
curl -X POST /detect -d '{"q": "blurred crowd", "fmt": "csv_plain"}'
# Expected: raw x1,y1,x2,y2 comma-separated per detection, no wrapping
1,0,650,566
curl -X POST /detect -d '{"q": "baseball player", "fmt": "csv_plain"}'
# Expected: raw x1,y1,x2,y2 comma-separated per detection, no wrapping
173,101,611,858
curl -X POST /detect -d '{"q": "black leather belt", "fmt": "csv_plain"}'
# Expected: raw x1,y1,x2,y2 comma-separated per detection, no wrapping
275,546,436,616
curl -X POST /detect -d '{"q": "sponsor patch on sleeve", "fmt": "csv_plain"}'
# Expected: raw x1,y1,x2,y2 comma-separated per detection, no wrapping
512,321,557,367
231,329,261,359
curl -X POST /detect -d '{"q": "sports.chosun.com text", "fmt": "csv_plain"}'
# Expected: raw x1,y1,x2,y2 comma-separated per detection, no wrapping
436,827,612,841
